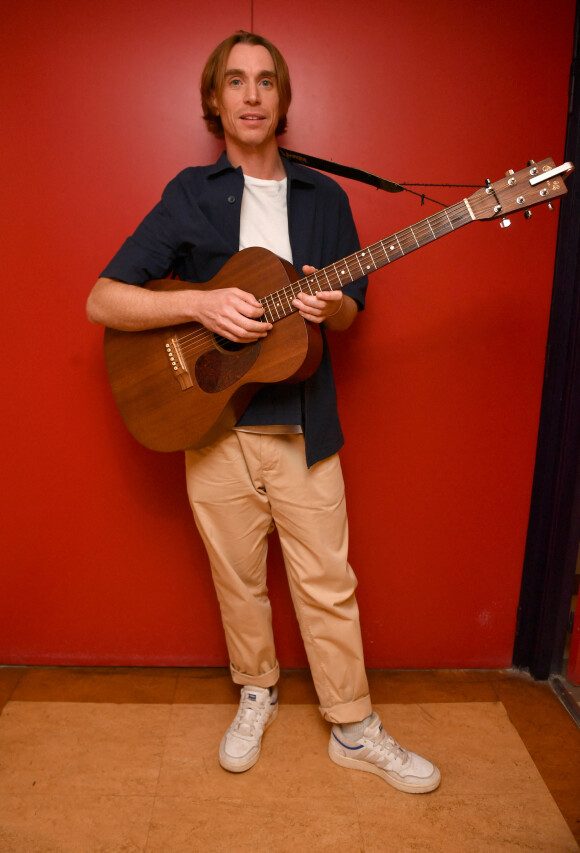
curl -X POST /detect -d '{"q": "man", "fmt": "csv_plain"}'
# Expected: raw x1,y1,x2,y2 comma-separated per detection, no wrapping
87,31,440,794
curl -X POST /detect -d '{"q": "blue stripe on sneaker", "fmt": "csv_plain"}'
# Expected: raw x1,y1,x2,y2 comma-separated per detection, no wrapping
332,731,364,751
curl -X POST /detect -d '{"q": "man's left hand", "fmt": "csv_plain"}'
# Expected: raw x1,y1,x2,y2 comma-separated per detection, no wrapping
292,265,343,324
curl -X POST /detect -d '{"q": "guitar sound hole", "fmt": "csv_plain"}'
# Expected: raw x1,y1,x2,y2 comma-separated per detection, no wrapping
215,335,245,353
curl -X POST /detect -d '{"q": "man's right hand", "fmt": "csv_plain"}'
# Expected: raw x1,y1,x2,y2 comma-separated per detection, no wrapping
194,287,272,342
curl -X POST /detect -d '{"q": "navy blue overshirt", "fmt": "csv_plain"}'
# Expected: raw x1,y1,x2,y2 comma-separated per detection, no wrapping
101,151,368,467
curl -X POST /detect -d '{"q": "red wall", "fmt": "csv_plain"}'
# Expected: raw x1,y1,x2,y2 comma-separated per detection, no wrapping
1,0,575,668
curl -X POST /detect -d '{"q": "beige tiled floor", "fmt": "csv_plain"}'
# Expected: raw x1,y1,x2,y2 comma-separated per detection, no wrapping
1,668,579,852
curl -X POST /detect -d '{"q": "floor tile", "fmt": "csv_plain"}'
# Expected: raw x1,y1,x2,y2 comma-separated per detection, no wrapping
0,702,170,797
0,793,153,853
146,795,362,852
356,793,578,853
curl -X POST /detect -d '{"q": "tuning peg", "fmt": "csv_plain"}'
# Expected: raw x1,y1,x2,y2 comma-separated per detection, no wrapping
500,217,512,228
524,210,532,219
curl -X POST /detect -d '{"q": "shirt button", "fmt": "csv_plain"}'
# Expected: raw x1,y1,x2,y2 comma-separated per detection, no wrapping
227,195,236,204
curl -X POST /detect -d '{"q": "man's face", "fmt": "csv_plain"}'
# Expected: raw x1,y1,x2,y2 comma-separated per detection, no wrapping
212,43,280,151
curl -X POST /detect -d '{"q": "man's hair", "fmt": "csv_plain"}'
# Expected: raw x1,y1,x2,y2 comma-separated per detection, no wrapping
200,31,292,139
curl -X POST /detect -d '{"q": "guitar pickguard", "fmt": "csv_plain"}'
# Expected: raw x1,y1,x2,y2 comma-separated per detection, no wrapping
194,341,262,393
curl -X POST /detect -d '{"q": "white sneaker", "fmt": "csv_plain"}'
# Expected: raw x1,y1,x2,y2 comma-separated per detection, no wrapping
329,712,441,793
219,685,278,773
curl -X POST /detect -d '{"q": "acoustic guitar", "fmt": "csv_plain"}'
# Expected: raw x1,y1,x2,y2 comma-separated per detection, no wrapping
104,158,574,452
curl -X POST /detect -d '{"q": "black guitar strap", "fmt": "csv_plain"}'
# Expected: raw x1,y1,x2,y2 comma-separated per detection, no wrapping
278,147,404,194
279,147,482,207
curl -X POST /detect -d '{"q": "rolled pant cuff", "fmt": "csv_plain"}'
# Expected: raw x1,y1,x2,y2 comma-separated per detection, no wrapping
319,694,373,725
230,660,280,689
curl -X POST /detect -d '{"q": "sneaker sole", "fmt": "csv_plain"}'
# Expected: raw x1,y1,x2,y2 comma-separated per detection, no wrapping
328,741,441,794
219,704,278,773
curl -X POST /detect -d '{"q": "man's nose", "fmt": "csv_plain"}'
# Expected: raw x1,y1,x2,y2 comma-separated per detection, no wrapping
245,81,260,103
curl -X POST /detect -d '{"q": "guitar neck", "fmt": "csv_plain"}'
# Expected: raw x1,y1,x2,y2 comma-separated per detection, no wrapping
260,198,474,323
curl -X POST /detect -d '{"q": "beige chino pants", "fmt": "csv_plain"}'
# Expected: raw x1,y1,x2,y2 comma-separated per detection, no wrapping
185,430,372,724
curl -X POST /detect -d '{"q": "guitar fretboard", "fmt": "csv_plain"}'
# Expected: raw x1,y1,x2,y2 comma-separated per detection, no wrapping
260,199,474,323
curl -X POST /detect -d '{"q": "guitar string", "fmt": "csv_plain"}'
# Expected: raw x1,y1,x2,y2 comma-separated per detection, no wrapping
172,197,489,357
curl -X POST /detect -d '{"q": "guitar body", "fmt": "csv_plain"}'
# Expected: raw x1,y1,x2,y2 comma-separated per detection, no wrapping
104,248,323,452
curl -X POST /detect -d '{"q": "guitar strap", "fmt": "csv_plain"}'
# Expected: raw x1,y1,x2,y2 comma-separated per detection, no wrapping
278,147,404,194
279,147,482,207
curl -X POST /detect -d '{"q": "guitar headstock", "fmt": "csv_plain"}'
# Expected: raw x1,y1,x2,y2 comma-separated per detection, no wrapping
468,159,574,221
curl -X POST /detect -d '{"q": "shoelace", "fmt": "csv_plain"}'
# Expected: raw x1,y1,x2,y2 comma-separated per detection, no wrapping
231,691,269,737
371,729,409,767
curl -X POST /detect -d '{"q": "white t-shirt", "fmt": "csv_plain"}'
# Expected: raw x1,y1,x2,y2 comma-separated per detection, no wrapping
239,174,293,263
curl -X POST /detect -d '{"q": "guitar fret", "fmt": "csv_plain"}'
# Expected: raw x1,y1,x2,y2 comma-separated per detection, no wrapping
321,267,334,289
400,230,414,252
361,249,377,272
262,302,275,323
412,224,435,247
329,268,341,287
283,286,295,312
379,242,392,262
334,261,353,284
271,295,282,319
342,261,354,282
269,295,280,320
345,257,359,279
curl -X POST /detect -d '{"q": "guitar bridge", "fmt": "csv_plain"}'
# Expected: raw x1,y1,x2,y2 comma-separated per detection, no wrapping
165,336,193,390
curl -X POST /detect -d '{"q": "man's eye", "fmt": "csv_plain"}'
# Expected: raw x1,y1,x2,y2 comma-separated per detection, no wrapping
260,79,274,88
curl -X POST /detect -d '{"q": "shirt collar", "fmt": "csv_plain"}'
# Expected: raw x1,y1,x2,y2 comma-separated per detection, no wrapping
206,150,240,179
206,149,316,187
